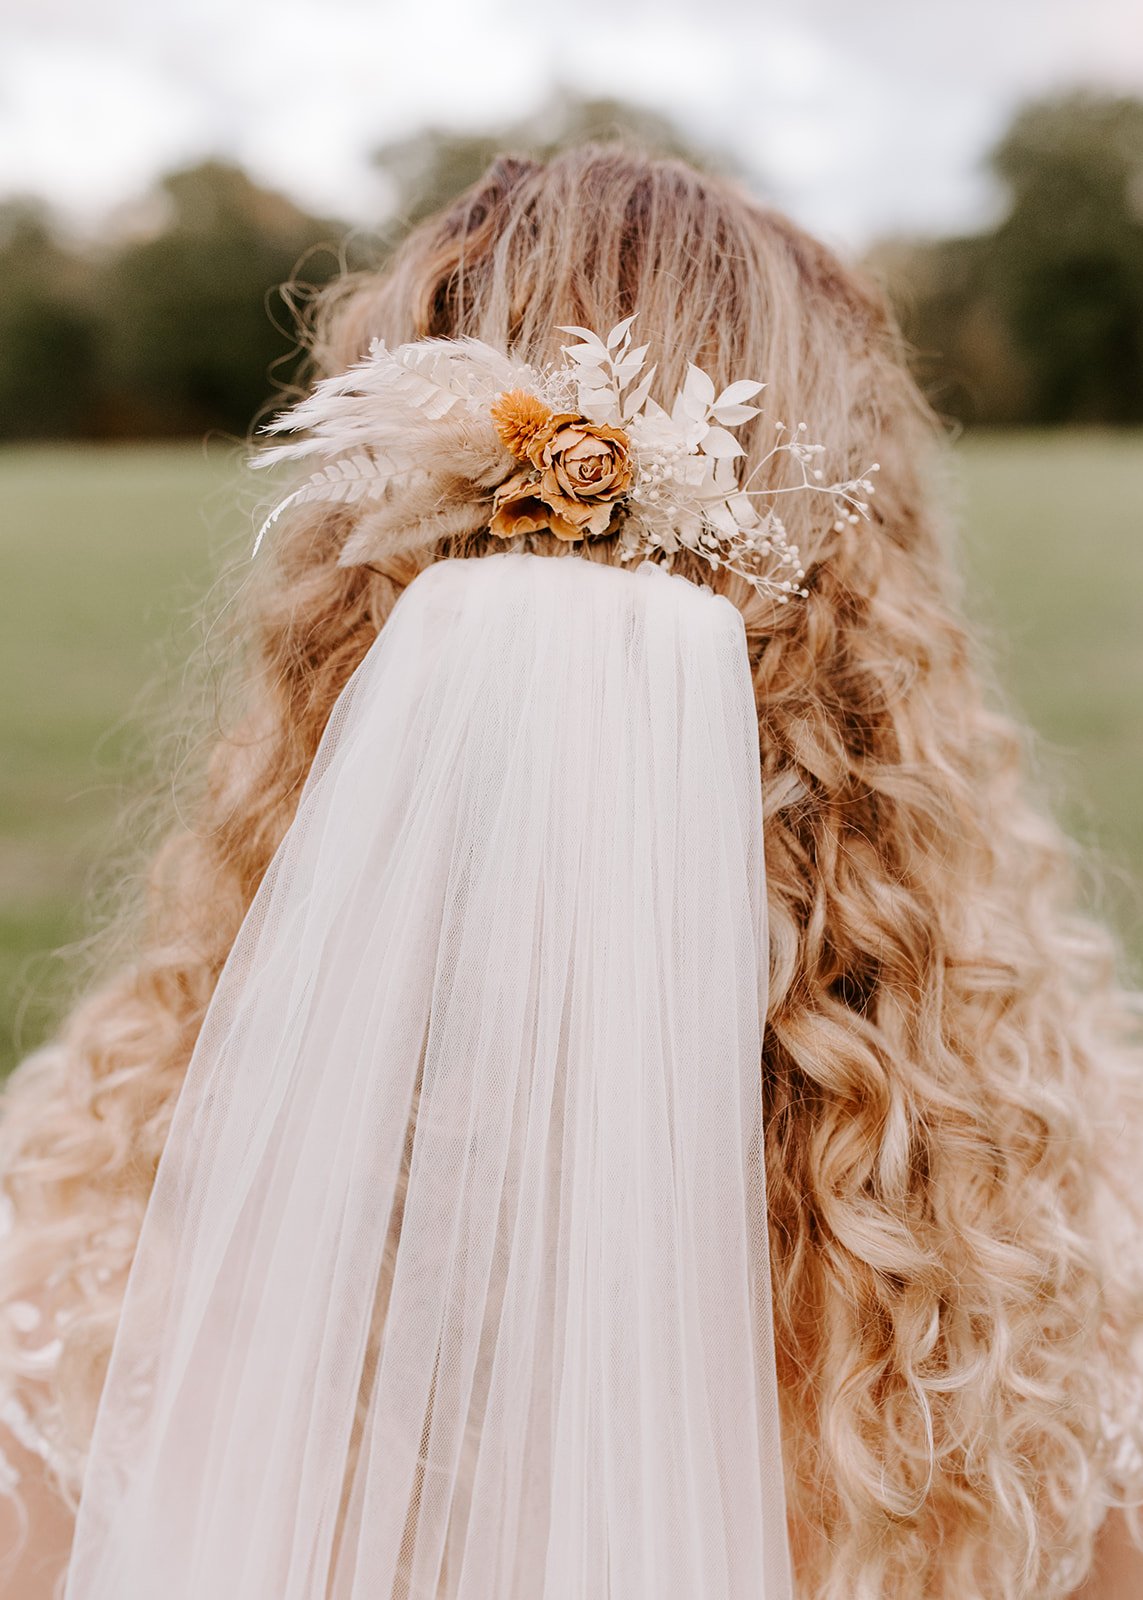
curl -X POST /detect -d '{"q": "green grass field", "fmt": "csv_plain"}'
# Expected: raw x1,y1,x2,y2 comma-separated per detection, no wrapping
1,435,1141,1077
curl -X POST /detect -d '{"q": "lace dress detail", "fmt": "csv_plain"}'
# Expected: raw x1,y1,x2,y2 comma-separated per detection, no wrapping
0,1194,68,1499
1100,1368,1143,1490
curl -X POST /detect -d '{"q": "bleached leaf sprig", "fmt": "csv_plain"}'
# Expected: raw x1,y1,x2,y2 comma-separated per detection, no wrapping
249,313,879,601
554,317,878,601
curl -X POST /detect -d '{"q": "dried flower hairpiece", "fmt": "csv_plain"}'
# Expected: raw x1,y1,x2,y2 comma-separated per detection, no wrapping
251,315,878,603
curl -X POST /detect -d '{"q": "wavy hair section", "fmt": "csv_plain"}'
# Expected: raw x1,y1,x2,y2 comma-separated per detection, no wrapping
2,145,1142,1596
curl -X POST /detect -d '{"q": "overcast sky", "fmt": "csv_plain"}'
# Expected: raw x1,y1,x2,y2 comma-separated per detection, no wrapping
3,0,1143,254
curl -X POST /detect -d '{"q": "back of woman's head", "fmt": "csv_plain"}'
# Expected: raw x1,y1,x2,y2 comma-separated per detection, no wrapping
313,145,936,597
3,143,1142,1598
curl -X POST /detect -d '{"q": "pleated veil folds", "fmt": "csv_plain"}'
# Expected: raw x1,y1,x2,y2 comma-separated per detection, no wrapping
64,550,793,1600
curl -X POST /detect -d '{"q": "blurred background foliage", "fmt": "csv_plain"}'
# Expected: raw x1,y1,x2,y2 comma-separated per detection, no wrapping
2,86,1142,1073
2,87,1142,442
0,92,728,446
869,91,1143,425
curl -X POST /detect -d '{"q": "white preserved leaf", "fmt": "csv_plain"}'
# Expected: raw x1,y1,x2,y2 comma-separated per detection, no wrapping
726,491,760,528
711,402,762,426
699,426,746,460
613,343,651,383
621,364,659,420
563,344,609,369
670,388,709,441
711,456,740,490
557,326,610,359
681,363,717,412
606,313,638,349
713,379,765,408
639,394,671,424
577,385,622,425
705,499,740,536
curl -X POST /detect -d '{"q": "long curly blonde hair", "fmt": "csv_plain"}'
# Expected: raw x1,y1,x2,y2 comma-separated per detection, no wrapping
3,145,1143,1598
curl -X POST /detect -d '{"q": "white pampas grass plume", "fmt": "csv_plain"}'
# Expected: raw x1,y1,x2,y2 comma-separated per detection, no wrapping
253,337,535,467
339,499,492,568
249,346,521,556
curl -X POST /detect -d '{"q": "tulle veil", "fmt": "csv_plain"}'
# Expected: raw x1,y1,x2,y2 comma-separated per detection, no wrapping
63,549,793,1599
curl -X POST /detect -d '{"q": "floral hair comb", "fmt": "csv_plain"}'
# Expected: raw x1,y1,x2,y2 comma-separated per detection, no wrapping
251,315,878,603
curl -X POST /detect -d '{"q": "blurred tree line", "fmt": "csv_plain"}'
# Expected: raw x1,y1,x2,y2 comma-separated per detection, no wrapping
870,91,1143,425
0,164,348,441
1,88,1140,441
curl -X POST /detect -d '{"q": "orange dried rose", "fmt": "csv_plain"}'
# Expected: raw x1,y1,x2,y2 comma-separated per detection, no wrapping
529,415,633,499
490,390,557,461
489,471,577,539
489,414,633,542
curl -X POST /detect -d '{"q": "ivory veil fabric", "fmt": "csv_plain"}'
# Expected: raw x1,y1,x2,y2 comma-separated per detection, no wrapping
63,551,793,1599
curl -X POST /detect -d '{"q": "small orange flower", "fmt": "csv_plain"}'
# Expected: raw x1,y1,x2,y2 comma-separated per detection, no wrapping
489,412,634,542
490,390,557,461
